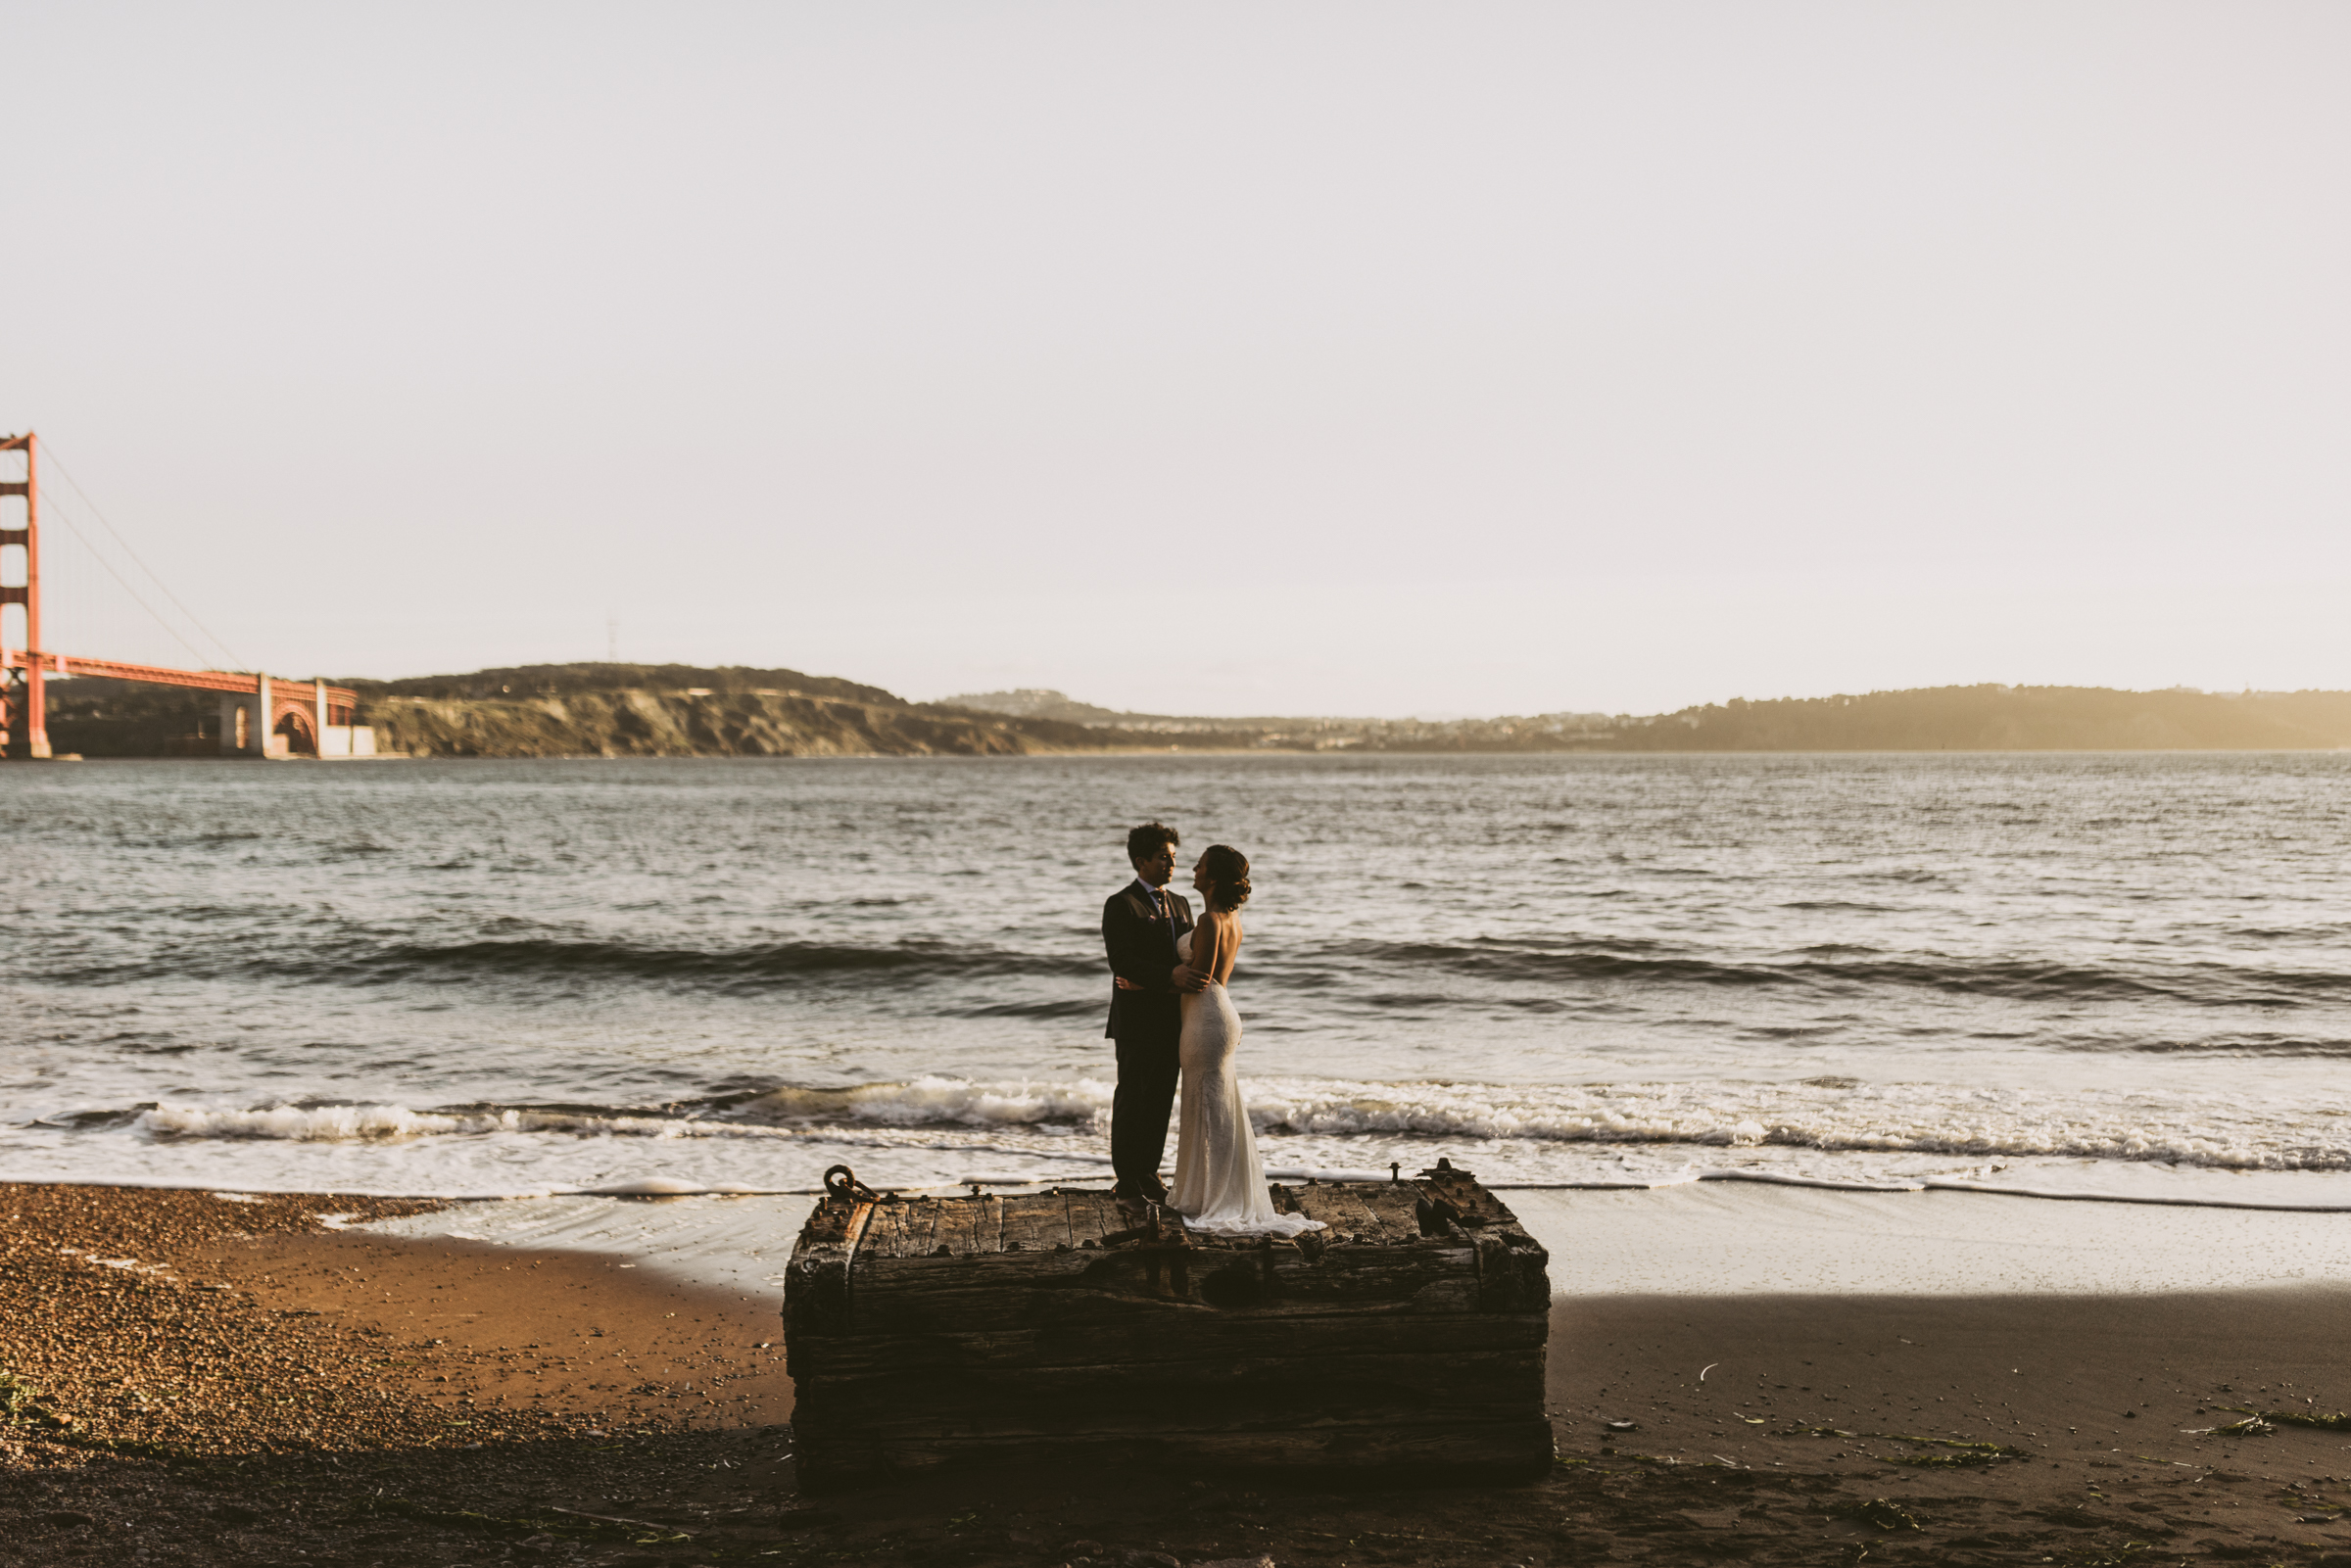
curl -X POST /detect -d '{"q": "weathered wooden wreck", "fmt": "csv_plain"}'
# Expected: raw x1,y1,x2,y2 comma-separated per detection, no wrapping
783,1162,1552,1489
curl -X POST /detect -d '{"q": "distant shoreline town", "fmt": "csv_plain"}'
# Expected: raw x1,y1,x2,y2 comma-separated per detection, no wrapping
33,663,2351,758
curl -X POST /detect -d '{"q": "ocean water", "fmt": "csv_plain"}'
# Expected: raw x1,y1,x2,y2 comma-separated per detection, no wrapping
5,753,2349,1206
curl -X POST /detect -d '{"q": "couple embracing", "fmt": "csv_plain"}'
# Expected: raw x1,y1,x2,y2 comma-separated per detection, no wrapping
1100,823,1320,1237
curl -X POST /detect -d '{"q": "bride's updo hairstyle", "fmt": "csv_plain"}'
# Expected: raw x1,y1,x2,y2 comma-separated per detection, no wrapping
1201,844,1251,912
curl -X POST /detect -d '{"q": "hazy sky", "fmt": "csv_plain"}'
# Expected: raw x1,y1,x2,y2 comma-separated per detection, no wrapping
3,3,2346,717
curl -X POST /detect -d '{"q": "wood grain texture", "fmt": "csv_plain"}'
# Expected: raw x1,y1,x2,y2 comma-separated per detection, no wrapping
858,1202,909,1261
847,1245,1484,1331
1359,1183,1430,1244
998,1194,1068,1253
1064,1189,1123,1251
797,1348,1544,1418
790,1310,1547,1377
1290,1183,1382,1242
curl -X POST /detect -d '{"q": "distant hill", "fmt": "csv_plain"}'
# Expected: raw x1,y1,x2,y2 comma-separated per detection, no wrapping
945,683,2351,752
936,688,1389,736
1589,685,2351,752
936,688,1131,725
345,662,902,706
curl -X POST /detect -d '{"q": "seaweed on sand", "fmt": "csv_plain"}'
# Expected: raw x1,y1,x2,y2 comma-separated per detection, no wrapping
1773,1422,2034,1467
1829,1497,1921,1532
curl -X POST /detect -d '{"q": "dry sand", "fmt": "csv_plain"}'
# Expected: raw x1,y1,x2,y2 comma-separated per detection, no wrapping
7,1181,2351,1566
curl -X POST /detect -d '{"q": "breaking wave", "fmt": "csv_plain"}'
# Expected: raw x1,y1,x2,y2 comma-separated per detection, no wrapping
99,1073,2351,1173
41,925,2350,1018
37,934,1103,990
1333,939,2351,1007
358,936,1101,986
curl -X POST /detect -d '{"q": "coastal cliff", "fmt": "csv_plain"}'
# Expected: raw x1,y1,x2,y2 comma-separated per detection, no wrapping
340,663,1246,757
360,687,1092,758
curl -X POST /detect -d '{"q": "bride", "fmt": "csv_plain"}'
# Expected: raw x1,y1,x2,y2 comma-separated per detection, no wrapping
1168,844,1323,1237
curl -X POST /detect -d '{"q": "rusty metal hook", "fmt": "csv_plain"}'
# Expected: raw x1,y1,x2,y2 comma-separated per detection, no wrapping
822,1164,880,1206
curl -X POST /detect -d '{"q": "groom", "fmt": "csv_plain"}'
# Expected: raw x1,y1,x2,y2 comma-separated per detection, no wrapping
1102,822,1204,1211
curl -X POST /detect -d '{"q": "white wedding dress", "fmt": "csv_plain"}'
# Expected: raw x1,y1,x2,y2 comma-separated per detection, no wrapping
1168,925,1324,1238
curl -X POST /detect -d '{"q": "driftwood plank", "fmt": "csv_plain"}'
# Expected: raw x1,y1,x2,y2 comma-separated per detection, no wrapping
934,1197,979,1258
792,1311,1546,1377
782,1198,870,1343
1063,1189,1123,1250
874,1202,919,1260
969,1195,1001,1255
868,1199,950,1259
1415,1169,1525,1232
845,1232,1476,1290
797,1367,1545,1434
979,1194,1006,1255
803,1347,1543,1414
855,1202,904,1261
847,1241,1482,1331
912,1200,948,1258
801,1394,1545,1449
891,1201,935,1259
1289,1183,1383,1241
998,1194,1070,1253
1358,1183,1428,1244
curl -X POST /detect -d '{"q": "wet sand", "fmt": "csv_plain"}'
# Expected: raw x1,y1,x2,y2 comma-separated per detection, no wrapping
200,1224,793,1432
1559,1292,2351,1544
8,1182,2351,1565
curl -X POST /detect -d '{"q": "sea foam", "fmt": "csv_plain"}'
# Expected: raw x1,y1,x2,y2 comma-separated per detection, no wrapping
115,1071,2351,1174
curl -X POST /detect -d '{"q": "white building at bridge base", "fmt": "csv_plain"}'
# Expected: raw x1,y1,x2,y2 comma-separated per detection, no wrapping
216,673,378,758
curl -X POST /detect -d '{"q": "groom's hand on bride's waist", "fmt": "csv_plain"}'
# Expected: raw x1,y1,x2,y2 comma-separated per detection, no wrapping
1109,968,1207,993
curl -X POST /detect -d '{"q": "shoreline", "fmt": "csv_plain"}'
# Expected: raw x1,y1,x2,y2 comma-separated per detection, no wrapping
12,1163,2351,1210
16,1171,2351,1307
10,1184,2351,1564
27,744,2351,761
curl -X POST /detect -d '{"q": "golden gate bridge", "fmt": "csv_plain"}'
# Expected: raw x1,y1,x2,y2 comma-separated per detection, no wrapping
0,430,372,759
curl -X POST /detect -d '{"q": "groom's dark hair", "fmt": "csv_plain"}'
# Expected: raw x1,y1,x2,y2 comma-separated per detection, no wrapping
1126,822,1179,865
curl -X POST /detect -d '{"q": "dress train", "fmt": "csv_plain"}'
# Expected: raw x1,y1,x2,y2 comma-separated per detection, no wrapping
1168,980,1323,1237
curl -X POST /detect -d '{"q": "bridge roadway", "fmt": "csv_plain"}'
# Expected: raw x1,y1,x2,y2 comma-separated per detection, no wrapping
2,648,365,757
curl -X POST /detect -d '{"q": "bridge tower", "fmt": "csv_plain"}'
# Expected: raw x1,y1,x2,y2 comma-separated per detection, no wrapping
0,432,47,758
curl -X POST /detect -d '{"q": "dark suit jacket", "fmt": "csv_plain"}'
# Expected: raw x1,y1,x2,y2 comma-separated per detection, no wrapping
1101,880,1195,1041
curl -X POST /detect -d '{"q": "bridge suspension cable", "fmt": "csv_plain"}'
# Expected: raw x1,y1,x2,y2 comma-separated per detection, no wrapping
37,442,244,670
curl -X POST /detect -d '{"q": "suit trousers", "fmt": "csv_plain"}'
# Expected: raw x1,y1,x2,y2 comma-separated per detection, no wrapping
1111,1028,1181,1193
